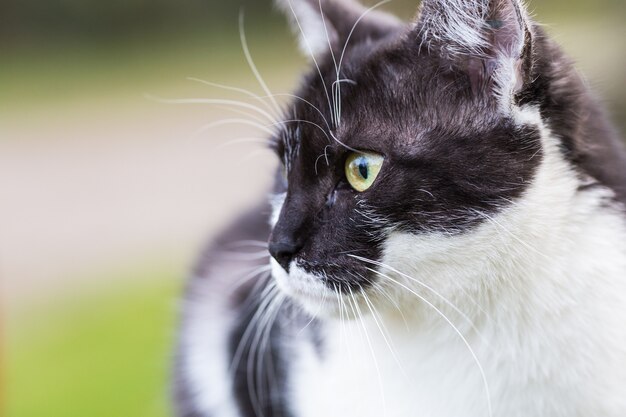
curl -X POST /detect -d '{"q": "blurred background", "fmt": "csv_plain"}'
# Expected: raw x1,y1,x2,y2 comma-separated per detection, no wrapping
1,0,624,416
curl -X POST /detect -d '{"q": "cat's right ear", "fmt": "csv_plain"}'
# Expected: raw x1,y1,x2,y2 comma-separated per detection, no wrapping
275,0,402,60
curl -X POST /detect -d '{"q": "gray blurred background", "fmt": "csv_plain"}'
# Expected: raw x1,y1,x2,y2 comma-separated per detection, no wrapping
1,1,624,416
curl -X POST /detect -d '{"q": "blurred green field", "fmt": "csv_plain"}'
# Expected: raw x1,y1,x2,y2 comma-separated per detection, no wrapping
6,264,181,417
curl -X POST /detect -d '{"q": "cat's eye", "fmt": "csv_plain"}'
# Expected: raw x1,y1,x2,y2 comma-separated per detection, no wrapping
345,152,384,192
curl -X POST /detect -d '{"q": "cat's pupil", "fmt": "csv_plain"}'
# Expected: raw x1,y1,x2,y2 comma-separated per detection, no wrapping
358,160,369,179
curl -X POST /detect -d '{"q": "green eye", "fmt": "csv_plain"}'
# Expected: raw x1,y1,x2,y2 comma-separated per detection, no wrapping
345,152,384,192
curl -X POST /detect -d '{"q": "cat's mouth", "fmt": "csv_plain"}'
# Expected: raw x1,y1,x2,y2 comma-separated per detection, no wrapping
270,257,373,317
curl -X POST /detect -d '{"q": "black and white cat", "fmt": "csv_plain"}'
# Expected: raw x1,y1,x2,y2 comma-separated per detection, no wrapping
174,0,626,416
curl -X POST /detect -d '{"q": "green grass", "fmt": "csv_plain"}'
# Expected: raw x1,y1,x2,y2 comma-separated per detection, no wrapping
6,265,183,417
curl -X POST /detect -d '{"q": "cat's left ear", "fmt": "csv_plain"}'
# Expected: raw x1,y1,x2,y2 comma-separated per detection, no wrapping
275,0,402,59
415,0,533,107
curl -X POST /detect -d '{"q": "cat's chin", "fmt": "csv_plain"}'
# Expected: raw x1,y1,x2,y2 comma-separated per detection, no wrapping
270,258,343,318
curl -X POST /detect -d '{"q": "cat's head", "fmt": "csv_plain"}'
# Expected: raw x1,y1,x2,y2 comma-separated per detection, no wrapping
268,0,581,317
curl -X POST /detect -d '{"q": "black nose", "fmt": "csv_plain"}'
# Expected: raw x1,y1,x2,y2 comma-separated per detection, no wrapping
268,240,302,272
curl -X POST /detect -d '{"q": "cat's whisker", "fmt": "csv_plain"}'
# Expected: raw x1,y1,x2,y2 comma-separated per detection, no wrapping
365,267,493,417
145,95,277,124
187,77,280,120
359,285,408,381
336,283,354,363
242,285,282,416
349,254,488,343
337,0,394,75
468,208,551,262
331,283,344,349
284,0,335,126
246,294,277,417
214,137,271,151
238,148,276,166
261,93,333,132
262,294,286,413
370,280,411,332
230,281,279,375
249,291,285,417
238,11,283,118
318,0,339,73
297,284,328,335
216,251,270,262
192,118,276,138
270,119,332,143
314,144,332,175
349,289,388,417
211,104,271,126
231,270,272,297
226,240,269,249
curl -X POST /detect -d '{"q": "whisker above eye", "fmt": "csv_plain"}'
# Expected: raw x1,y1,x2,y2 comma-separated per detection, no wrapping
192,118,276,137
337,0,394,75
238,11,283,119
187,77,280,121
261,93,333,132
145,95,277,124
283,0,335,127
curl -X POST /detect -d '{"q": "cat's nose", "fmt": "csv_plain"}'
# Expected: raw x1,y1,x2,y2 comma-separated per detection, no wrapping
268,240,302,272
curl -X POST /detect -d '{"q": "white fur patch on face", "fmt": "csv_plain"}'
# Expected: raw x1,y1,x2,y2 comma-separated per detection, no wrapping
271,258,341,317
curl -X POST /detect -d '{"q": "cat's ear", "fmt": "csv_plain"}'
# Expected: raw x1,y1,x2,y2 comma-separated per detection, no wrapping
275,0,402,59
416,0,533,106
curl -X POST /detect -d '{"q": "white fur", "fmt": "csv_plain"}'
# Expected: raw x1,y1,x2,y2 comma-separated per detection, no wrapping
275,106,626,416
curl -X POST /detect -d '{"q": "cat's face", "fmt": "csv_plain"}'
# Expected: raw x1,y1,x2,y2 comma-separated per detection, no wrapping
269,0,548,316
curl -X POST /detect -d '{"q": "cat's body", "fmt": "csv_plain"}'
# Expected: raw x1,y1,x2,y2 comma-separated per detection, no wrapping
174,1,626,416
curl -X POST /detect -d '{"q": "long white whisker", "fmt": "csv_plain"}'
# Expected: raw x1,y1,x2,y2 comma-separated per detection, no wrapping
260,93,333,132
349,254,487,342
193,118,276,137
230,282,278,374
239,11,283,117
469,208,551,262
359,286,407,381
285,0,335,126
146,95,276,124
214,137,270,151
349,289,387,416
338,0,394,74
248,291,284,417
211,104,270,126
227,240,269,248
187,77,279,119
368,268,493,417
270,119,332,142
298,287,328,335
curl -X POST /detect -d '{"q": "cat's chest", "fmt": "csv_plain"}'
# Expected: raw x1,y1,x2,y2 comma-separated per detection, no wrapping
289,320,491,417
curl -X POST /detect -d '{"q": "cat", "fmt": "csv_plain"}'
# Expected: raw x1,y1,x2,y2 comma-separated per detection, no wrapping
173,0,626,416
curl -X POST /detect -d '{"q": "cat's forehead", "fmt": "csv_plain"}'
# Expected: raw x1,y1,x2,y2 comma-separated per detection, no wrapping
282,38,498,158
